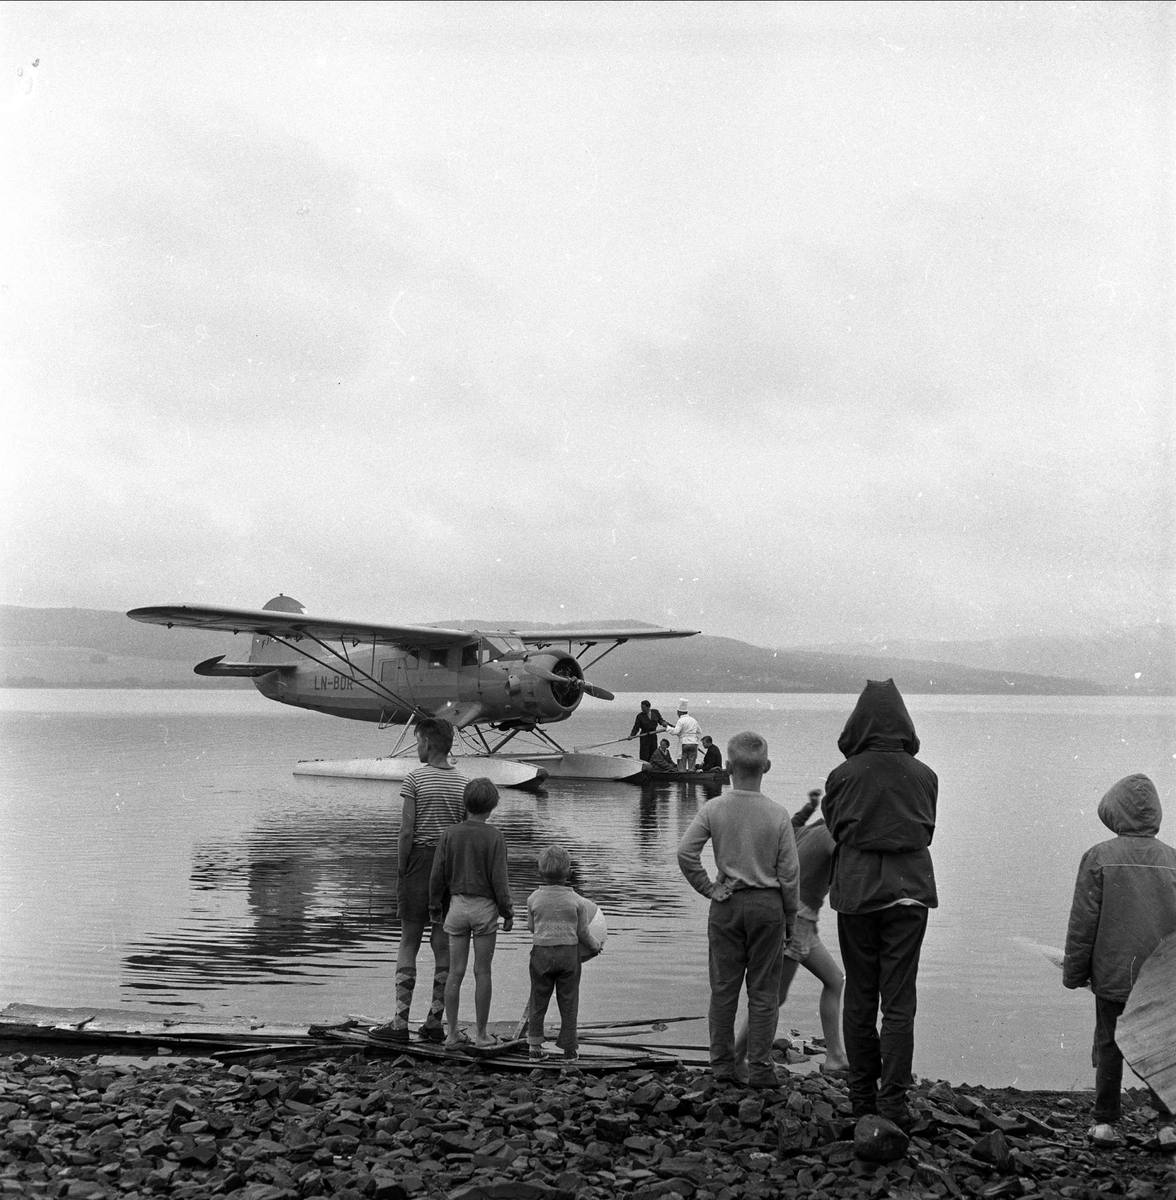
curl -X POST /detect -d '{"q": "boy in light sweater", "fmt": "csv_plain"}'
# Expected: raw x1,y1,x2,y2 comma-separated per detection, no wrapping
525,845,603,1060
677,731,800,1087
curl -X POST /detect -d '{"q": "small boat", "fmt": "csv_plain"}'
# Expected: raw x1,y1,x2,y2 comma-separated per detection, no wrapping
638,767,730,785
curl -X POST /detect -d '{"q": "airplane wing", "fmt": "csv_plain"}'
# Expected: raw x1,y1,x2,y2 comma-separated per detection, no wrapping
510,627,699,643
127,604,475,648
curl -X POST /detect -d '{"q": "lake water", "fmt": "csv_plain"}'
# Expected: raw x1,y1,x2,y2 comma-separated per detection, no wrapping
1,688,1173,1090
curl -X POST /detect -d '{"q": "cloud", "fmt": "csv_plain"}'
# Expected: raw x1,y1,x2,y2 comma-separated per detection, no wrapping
0,3,1170,646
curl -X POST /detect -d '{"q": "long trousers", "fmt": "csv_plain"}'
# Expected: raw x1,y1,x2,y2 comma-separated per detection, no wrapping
837,904,928,1117
1093,995,1127,1123
707,888,785,1078
527,945,581,1053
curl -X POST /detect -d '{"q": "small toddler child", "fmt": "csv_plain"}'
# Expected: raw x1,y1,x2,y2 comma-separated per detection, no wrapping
429,777,514,1049
525,845,604,1060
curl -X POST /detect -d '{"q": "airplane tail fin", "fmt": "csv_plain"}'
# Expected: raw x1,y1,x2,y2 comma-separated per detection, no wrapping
249,594,306,665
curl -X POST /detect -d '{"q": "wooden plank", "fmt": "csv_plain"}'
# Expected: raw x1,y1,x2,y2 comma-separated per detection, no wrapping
0,1002,316,1047
1117,931,1176,1113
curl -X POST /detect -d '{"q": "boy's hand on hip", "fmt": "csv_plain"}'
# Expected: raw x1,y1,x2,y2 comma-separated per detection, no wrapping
711,882,733,902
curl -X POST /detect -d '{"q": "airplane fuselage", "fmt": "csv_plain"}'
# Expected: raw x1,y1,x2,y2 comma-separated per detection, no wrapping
251,633,587,729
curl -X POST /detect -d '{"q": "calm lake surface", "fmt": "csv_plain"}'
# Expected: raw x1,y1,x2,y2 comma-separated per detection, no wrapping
1,688,1173,1090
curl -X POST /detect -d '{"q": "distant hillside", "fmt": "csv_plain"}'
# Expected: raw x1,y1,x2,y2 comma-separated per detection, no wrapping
579,634,1113,696
789,623,1175,694
0,604,1139,694
0,605,244,688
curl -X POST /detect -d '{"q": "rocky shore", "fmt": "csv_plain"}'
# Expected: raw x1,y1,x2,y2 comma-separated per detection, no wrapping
2,1046,1174,1200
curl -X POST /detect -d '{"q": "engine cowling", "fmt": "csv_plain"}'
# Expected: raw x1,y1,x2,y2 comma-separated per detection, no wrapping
531,653,589,709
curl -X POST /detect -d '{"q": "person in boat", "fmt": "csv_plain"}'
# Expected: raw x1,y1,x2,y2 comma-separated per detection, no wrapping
699,736,723,773
677,731,800,1088
1063,773,1176,1143
648,738,677,772
822,679,937,1130
525,844,605,1061
372,717,468,1045
629,700,668,762
666,699,703,771
733,791,849,1080
428,778,514,1051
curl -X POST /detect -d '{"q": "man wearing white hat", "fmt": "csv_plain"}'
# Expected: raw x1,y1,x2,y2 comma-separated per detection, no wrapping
666,700,703,771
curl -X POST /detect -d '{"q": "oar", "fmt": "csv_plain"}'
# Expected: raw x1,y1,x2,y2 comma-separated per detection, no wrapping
579,1037,708,1053
579,1015,705,1031
572,734,642,751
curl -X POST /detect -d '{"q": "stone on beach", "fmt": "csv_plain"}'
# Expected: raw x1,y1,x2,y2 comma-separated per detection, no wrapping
1,1047,1175,1200
852,1113,909,1162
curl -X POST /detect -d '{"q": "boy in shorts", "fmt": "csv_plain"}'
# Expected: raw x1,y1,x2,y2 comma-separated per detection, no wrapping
372,717,467,1043
429,777,514,1049
526,845,604,1059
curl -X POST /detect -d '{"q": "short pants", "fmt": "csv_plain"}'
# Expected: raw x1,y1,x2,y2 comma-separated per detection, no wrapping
444,894,502,937
397,843,439,925
783,915,821,962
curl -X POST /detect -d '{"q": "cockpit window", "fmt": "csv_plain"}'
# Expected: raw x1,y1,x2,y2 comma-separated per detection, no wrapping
460,643,479,667
480,636,524,662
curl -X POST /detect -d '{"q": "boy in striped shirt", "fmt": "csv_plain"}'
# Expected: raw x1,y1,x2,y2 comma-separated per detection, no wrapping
372,717,467,1043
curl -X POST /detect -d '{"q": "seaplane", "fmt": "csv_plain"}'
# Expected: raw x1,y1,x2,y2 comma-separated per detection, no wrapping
127,595,700,787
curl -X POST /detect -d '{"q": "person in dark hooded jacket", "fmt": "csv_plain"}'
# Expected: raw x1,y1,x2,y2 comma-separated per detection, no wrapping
1063,773,1176,1134
822,679,937,1128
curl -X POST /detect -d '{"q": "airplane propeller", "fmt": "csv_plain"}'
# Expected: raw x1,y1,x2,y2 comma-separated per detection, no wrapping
524,664,615,703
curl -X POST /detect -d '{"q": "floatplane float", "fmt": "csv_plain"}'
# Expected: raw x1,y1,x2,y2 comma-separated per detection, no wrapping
128,596,699,786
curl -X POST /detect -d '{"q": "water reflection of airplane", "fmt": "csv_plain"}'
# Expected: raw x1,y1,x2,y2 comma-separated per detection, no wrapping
127,595,699,786
122,800,699,994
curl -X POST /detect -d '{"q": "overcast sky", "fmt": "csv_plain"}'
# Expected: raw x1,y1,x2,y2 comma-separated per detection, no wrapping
1,1,1171,647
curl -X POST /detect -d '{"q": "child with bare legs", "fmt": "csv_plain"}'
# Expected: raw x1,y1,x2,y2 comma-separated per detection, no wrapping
429,778,514,1049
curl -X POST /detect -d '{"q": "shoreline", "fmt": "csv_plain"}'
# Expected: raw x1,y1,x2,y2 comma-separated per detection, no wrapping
2,1044,1173,1200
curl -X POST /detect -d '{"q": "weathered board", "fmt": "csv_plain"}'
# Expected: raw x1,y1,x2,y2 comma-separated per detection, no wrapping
1117,931,1176,1113
0,1003,313,1048
0,1003,692,1074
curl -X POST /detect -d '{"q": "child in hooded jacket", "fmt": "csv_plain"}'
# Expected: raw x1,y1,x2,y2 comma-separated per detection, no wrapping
1064,773,1176,1138
822,678,938,1127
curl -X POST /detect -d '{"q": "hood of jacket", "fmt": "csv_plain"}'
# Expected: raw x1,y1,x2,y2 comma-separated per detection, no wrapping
1098,773,1162,837
837,678,920,758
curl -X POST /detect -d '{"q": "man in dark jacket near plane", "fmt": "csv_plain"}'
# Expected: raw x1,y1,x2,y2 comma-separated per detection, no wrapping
822,679,938,1129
